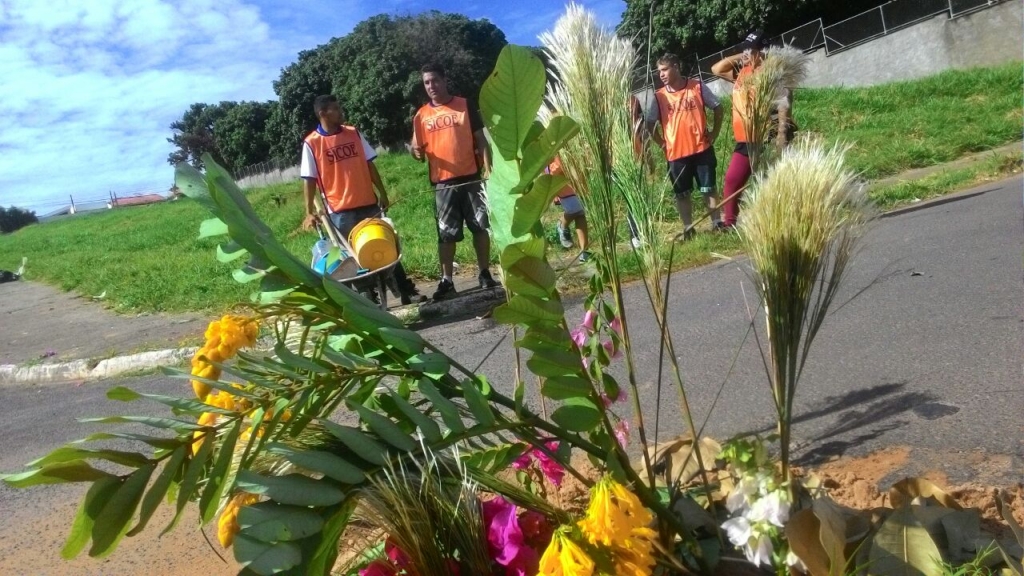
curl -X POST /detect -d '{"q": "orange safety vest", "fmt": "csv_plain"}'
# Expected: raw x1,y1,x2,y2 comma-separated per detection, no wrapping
413,96,479,184
303,126,376,213
732,64,756,143
656,80,711,161
548,157,576,199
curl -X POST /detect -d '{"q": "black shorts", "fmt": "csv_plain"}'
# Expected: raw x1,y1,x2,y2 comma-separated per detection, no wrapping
667,147,717,197
329,204,381,240
434,177,489,244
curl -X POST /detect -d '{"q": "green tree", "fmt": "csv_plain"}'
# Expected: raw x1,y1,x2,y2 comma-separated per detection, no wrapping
212,101,277,172
167,102,237,169
618,0,883,70
0,206,38,233
267,11,506,162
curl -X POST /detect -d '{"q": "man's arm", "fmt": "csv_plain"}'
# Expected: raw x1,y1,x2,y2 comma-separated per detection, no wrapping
410,125,426,162
367,162,390,210
711,53,745,82
710,106,724,144
302,178,319,230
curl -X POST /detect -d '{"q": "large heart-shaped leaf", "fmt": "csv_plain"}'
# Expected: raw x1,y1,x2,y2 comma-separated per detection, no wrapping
479,45,546,162
869,505,943,576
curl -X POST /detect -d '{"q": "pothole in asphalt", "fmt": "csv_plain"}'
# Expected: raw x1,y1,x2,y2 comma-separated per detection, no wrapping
912,401,960,420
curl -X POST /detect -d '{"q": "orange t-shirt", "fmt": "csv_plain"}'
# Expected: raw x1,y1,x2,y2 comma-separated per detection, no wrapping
548,157,576,199
732,64,756,143
302,126,376,212
413,96,480,184
655,80,711,161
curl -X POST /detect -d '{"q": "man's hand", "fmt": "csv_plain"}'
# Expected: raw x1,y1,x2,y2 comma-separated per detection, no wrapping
411,143,426,161
377,195,391,211
302,213,318,231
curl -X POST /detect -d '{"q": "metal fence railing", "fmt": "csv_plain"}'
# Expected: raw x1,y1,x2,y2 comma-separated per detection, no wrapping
695,0,1008,74
234,158,296,181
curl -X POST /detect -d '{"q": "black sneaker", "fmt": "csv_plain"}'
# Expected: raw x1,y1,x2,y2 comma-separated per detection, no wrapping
478,269,499,289
432,278,456,301
400,292,428,306
713,222,737,233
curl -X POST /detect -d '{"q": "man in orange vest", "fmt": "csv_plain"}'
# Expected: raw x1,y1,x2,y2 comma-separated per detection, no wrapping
410,63,496,301
300,95,425,305
711,29,794,228
652,53,725,237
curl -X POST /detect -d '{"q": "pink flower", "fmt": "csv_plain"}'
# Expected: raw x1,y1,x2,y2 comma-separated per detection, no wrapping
602,339,621,359
609,316,622,336
512,449,533,471
359,560,396,576
385,539,410,569
613,419,631,450
582,310,597,330
519,510,554,550
513,442,566,487
570,326,588,348
482,497,540,576
600,387,627,407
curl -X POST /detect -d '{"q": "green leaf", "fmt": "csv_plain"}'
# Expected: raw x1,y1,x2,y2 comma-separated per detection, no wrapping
541,376,594,400
321,346,376,371
521,119,545,148
1,461,113,488
27,446,151,469
163,429,213,536
460,378,495,426
238,502,325,542
519,115,580,186
106,386,141,402
351,404,417,452
319,420,387,466
61,476,121,559
199,418,243,524
217,240,249,263
479,44,546,161
307,501,357,576
527,349,583,378
233,266,268,284
505,255,557,298
199,217,229,239
76,432,181,450
516,325,573,353
417,379,465,433
379,327,426,354
274,342,331,374
233,533,302,575
494,294,564,327
79,416,201,432
127,446,187,537
869,505,944,576
174,162,216,212
322,277,402,330
235,471,346,507
551,398,602,432
511,174,569,238
408,353,450,379
266,444,365,484
464,444,528,474
89,464,156,557
500,238,546,269
386,391,442,443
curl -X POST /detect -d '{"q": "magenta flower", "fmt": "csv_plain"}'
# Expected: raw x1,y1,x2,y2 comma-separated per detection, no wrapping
482,497,539,576
602,339,621,359
512,442,565,486
600,387,627,408
570,326,588,348
582,309,597,330
609,316,622,336
613,419,631,449
359,560,396,576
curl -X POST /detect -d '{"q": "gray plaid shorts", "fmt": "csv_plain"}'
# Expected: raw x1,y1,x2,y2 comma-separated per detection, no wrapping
434,177,489,243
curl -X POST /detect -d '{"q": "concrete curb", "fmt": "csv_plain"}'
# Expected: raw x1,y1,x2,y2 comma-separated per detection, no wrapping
0,347,199,386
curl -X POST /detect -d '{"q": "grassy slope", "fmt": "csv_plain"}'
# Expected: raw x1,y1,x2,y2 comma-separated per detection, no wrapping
1,63,1020,313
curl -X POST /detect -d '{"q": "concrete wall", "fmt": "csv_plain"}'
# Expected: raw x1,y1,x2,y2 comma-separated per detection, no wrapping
705,0,1022,95
236,165,300,190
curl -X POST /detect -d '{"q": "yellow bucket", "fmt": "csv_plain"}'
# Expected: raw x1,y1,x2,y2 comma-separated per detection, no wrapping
348,218,398,270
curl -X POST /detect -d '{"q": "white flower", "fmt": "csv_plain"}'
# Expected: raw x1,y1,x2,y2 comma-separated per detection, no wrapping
726,477,757,513
747,490,790,527
787,549,808,573
722,516,752,547
747,532,775,567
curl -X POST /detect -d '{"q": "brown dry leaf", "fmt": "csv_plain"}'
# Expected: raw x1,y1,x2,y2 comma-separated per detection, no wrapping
635,434,722,487
787,509,832,576
997,490,1024,547
672,497,719,534
812,497,848,575
889,478,962,510
939,509,980,564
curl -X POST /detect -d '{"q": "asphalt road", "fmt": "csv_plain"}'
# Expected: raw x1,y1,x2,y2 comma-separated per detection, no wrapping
1,176,1021,574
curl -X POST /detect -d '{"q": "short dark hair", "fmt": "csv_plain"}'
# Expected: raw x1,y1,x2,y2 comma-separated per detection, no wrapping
657,53,681,68
420,63,446,78
313,95,337,117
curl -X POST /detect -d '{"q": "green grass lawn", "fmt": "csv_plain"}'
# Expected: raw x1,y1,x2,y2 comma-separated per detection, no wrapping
1,63,1020,314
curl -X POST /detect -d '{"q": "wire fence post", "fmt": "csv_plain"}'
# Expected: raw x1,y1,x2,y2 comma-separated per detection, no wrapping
879,5,888,33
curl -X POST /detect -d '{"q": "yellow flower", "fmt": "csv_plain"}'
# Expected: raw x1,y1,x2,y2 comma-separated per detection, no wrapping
539,531,594,576
192,379,211,400
217,492,260,547
192,411,218,455
578,476,649,548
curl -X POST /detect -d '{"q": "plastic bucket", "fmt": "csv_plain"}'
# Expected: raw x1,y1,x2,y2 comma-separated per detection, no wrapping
348,218,398,270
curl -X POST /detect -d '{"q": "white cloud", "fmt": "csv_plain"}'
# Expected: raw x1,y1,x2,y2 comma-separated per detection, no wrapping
0,0,300,213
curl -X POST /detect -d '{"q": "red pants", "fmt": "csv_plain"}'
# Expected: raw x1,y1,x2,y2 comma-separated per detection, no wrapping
721,151,752,227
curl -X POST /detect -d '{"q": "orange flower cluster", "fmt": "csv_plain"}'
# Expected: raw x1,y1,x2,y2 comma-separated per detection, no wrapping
190,315,259,400
217,492,261,547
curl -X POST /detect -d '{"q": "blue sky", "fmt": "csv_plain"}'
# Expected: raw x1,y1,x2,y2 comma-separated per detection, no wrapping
0,0,624,215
